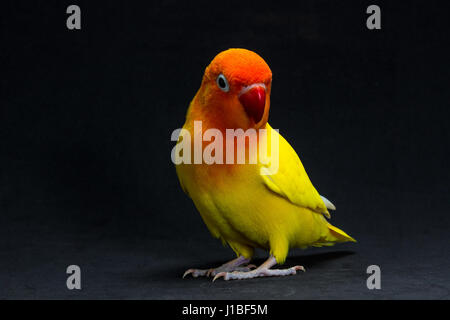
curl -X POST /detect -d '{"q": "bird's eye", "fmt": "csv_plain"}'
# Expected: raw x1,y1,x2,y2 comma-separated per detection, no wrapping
216,74,230,92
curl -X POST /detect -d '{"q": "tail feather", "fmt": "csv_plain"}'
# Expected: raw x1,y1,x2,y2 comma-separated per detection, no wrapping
309,223,356,248
327,223,356,243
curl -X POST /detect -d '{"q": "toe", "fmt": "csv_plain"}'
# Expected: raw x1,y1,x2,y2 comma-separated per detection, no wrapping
182,269,195,278
212,272,228,282
294,265,305,272
183,268,208,278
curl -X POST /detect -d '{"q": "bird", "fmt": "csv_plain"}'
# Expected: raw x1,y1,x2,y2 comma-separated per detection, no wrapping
175,48,355,281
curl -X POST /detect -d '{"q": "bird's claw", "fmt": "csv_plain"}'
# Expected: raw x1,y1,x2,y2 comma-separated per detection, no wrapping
212,272,229,282
182,269,194,278
294,265,306,272
183,269,207,278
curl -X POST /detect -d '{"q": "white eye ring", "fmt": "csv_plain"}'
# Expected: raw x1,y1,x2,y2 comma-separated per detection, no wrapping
216,74,230,92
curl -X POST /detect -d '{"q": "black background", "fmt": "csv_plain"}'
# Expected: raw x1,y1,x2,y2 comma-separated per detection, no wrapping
1,0,449,299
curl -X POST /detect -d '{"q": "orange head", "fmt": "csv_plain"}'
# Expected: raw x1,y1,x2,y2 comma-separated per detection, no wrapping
189,48,272,130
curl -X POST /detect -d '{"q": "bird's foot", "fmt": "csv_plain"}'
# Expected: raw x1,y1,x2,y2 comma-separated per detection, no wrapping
212,256,305,281
213,265,304,281
183,256,255,278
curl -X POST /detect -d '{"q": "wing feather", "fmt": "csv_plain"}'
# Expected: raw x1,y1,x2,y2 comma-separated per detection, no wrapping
260,123,331,218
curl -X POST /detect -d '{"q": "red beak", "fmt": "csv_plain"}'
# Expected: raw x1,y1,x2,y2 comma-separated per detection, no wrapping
238,84,266,124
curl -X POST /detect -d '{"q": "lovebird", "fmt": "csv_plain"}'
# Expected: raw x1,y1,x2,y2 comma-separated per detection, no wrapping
175,48,355,281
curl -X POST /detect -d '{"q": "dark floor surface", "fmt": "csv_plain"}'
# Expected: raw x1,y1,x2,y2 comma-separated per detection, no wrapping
1,188,449,300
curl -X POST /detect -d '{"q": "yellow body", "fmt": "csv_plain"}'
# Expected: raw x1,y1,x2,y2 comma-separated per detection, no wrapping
176,122,355,264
